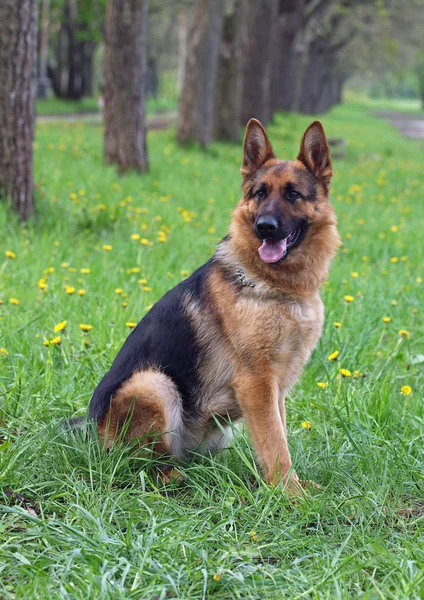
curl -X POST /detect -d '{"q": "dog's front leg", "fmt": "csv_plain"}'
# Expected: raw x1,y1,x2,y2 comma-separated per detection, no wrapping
233,374,298,489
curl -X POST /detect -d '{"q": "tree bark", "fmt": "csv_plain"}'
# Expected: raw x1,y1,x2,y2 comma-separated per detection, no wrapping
0,0,38,220
213,0,249,142
177,0,225,147
104,0,149,173
241,0,279,126
270,0,304,114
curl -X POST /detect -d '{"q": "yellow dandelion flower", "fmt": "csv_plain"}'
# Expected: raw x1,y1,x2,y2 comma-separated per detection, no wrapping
398,329,410,339
391,300,398,306
103,245,112,251
353,370,362,378
143,286,152,292
51,336,62,345
126,322,137,329
138,278,148,285
417,277,422,284
351,272,359,278
301,420,312,429
115,288,123,295
344,295,354,303
317,382,328,389
400,385,412,396
390,225,398,232
328,350,339,361
80,268,90,274
400,256,408,262
9,298,20,305
131,233,140,241
334,322,342,328
0,348,8,355
61,262,69,268
5,251,16,259
38,278,47,290
65,286,75,295
250,530,258,542
339,368,352,377
181,270,190,277
53,320,67,333
390,257,399,263
97,204,106,210
383,317,391,323
140,238,149,245
69,267,76,273
78,289,86,296
131,267,140,273
208,227,215,234
213,574,221,582
79,324,93,332
43,340,50,347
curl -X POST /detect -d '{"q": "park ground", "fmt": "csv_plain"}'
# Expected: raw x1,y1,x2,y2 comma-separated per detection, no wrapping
0,98,423,598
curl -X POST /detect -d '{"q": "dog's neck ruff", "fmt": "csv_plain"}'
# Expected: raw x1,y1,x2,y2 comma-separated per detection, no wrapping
236,265,255,288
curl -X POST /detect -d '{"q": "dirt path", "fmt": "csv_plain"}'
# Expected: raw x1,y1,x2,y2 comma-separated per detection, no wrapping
36,110,177,131
377,110,424,140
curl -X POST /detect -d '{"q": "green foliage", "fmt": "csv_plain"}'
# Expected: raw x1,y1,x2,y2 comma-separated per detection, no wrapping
0,101,423,598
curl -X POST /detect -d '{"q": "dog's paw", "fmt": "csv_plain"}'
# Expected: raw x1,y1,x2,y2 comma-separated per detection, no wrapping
282,473,320,497
159,467,184,484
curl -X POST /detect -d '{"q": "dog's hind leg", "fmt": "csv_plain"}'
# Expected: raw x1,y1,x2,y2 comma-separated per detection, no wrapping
98,369,184,458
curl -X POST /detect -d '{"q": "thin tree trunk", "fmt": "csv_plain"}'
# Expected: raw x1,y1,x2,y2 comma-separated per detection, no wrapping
177,9,188,94
270,0,304,114
0,0,38,220
241,0,279,126
177,0,225,147
213,0,248,142
104,0,148,173
37,0,51,99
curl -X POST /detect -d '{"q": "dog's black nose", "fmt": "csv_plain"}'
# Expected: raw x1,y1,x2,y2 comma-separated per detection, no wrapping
255,215,279,239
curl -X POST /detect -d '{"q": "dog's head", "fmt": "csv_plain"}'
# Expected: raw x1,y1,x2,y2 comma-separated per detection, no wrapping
237,119,335,267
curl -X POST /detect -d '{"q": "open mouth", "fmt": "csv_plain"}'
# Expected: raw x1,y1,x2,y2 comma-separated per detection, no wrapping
258,226,304,264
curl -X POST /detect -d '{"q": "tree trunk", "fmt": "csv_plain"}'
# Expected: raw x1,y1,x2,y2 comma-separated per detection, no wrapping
270,0,304,114
177,0,225,147
213,0,248,143
104,0,149,173
0,0,38,220
37,0,51,99
241,0,279,126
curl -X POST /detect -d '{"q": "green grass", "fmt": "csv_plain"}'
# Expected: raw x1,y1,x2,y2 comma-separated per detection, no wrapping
1,101,423,598
36,96,101,116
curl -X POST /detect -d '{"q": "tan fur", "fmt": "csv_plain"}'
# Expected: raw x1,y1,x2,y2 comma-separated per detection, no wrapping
98,370,184,455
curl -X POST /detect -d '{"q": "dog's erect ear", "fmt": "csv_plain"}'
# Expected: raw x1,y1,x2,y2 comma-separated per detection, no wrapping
241,119,275,180
298,121,332,189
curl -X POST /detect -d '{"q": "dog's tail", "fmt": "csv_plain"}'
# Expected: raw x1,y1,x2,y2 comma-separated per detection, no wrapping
63,416,86,430
62,417,95,439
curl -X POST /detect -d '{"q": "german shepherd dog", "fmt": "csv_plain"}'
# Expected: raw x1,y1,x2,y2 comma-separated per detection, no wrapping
89,119,340,491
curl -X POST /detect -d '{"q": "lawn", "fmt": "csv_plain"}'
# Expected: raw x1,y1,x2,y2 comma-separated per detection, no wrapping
0,101,423,599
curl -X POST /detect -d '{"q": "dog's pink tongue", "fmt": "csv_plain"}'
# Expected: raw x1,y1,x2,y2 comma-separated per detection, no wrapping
258,238,287,263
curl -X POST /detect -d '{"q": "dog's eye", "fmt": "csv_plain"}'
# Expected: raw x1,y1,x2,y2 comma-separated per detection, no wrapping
286,190,300,203
255,189,266,201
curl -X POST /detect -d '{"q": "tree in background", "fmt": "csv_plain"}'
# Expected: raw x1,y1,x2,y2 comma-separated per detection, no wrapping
177,0,225,147
240,0,279,126
104,0,149,173
47,0,106,101
0,0,38,220
213,0,249,142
